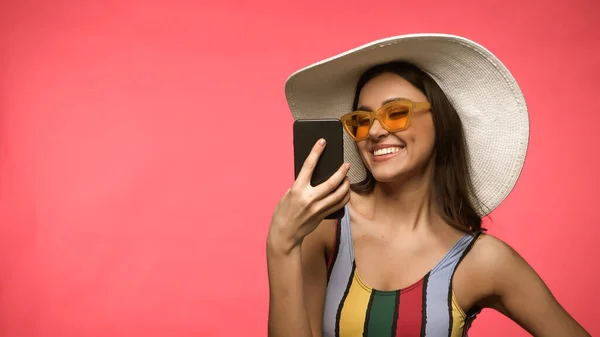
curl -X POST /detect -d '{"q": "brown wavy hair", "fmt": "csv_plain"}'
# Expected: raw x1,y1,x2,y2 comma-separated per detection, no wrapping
349,61,487,233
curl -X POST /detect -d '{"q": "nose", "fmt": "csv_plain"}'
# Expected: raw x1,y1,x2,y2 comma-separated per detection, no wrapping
368,119,389,140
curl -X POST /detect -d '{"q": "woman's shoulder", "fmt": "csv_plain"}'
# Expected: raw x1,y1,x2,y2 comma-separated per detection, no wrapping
468,232,521,267
453,233,529,309
461,232,534,294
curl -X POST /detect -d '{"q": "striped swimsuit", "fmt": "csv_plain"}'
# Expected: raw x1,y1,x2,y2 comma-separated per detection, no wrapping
323,205,482,337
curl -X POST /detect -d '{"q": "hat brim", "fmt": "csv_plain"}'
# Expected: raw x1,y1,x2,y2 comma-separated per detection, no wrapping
284,33,529,215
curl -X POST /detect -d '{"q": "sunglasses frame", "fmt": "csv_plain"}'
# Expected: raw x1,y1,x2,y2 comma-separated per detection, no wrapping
339,99,431,141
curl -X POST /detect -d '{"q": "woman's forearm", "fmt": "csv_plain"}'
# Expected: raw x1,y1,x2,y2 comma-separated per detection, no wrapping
267,237,313,337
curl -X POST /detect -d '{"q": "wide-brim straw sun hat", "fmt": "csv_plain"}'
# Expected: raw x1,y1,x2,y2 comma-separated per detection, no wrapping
284,33,529,215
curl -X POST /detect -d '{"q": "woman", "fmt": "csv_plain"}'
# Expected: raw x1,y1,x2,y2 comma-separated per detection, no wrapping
267,34,590,337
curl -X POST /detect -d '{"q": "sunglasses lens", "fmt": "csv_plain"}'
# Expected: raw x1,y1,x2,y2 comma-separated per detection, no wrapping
383,104,409,130
343,113,371,139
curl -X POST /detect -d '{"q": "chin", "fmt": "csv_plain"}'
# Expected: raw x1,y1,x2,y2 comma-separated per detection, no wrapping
369,165,408,183
366,155,428,184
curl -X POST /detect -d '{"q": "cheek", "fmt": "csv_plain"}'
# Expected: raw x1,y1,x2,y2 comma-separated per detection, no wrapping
420,126,436,150
356,141,369,157
405,123,435,156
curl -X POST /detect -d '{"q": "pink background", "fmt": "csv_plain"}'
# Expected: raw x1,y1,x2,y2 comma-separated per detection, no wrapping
1,0,598,336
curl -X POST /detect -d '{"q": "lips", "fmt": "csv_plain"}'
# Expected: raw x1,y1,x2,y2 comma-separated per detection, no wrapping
369,143,406,155
373,146,402,156
368,143,406,163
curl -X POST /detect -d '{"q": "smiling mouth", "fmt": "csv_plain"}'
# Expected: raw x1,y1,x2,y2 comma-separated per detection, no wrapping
372,146,404,156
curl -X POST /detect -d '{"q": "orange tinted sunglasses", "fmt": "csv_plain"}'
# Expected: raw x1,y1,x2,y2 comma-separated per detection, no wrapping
340,99,431,141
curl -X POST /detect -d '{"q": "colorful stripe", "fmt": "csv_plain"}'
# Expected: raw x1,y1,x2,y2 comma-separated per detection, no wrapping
365,290,398,337
322,205,481,337
423,234,473,337
332,273,474,337
323,208,354,337
395,275,427,337
450,293,466,337
338,266,371,337
334,274,472,337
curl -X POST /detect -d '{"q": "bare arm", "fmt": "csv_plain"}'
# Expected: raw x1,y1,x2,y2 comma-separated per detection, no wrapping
477,235,590,336
266,139,351,337
266,238,312,337
301,220,336,337
267,220,333,337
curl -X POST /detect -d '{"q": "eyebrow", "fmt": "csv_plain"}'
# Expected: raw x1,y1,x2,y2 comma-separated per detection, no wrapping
357,97,408,111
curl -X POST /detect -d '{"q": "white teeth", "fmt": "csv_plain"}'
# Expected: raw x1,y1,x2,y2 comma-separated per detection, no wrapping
373,147,402,156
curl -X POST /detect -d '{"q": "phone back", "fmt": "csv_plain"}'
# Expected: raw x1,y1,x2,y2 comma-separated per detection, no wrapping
293,119,346,219
293,119,345,187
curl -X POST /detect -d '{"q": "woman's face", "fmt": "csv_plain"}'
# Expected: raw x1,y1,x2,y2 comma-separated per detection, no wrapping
355,72,435,184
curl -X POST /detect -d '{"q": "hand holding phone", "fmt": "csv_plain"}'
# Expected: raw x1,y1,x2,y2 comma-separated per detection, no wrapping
269,135,351,253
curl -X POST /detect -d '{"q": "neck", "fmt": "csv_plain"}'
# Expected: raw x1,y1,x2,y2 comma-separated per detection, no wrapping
367,165,442,231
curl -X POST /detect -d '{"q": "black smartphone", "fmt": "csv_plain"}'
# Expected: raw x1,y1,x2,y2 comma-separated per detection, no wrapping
293,119,346,220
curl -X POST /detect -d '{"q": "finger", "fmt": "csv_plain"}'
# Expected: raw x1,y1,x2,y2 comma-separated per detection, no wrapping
320,183,351,218
313,162,350,197
314,177,350,214
295,139,326,185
